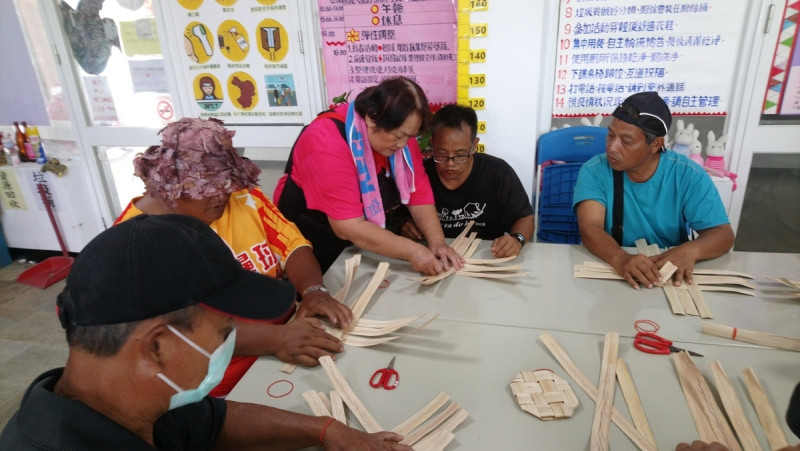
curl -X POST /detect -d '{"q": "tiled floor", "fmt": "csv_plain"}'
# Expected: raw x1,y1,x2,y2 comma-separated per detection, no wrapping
0,262,68,429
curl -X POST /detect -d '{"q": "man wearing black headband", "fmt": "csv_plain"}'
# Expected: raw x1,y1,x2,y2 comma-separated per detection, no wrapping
572,91,734,290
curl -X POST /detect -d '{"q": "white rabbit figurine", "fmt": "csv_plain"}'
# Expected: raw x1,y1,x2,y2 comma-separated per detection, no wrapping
703,130,737,190
671,119,696,156
580,114,604,127
688,133,704,166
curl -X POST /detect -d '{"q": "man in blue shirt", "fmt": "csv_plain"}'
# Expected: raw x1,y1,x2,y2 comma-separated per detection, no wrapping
573,92,734,290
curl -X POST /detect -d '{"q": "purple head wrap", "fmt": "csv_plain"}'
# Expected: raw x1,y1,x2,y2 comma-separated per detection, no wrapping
133,117,261,205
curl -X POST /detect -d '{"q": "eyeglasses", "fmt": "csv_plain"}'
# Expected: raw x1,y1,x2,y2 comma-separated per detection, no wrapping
432,143,475,165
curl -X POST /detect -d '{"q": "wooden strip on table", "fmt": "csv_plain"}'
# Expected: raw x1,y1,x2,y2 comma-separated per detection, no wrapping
330,390,347,425
591,332,619,451
392,393,450,435
340,262,391,342
539,332,656,451
663,285,687,315
302,390,331,417
742,367,790,450
688,283,713,319
709,362,762,451
678,288,700,316
318,355,383,433
673,351,741,450
701,322,800,352
616,358,657,449
399,402,460,446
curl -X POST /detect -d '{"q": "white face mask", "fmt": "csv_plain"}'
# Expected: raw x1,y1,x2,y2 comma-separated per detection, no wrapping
157,325,236,410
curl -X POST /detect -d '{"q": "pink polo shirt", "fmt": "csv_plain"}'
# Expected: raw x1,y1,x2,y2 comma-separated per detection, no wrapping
274,103,433,220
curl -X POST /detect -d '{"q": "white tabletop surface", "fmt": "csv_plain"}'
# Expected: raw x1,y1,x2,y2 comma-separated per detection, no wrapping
228,322,798,450
321,243,800,345
228,243,800,450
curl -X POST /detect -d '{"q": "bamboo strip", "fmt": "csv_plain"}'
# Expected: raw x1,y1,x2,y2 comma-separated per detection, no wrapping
392,393,450,435
742,367,789,450
318,356,383,433
616,358,657,449
415,409,469,450
456,271,529,280
415,431,455,451
399,402,460,446
673,351,741,450
459,263,523,273
465,255,517,264
698,286,756,296
350,314,424,336
664,284,686,315
688,283,713,319
763,276,800,290
659,261,678,282
647,244,660,256
678,289,700,316
419,222,475,285
282,254,362,374
692,268,754,279
573,270,623,280
318,391,332,414
709,362,762,451
636,239,650,256
462,237,482,259
302,390,331,417
701,322,800,352
342,314,440,347
539,332,656,451
339,262,390,342
591,332,619,451
692,275,756,289
330,390,347,425
353,314,424,329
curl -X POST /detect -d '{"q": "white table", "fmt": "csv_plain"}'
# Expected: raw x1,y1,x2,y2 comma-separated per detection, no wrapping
228,243,800,450
320,243,800,345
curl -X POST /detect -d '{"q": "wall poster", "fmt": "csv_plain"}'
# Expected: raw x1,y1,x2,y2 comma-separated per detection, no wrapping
553,0,748,118
164,0,309,124
317,0,458,109
760,0,800,124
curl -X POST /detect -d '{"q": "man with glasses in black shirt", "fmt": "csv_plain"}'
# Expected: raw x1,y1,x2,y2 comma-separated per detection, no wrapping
396,104,534,258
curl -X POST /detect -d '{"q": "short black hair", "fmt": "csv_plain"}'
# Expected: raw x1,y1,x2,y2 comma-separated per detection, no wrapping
354,77,431,134
431,104,478,141
66,306,200,357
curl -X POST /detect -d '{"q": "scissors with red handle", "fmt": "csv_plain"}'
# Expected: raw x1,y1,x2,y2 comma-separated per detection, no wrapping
634,332,704,357
370,356,399,390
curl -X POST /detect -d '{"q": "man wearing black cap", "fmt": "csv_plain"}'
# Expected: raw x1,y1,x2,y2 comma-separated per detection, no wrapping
573,91,734,290
0,214,410,450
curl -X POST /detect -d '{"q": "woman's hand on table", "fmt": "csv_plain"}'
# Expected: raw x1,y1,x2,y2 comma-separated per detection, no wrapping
296,291,353,328
430,242,464,271
274,318,344,367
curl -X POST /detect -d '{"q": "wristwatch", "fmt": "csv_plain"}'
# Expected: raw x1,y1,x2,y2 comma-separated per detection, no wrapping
302,284,330,298
511,233,526,246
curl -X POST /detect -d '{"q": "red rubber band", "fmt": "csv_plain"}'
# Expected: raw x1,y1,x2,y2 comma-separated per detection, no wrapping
732,328,738,340
379,279,390,289
634,319,660,333
319,417,336,445
267,379,294,398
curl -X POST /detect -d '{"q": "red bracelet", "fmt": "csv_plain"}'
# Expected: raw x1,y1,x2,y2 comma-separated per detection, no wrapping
319,417,336,445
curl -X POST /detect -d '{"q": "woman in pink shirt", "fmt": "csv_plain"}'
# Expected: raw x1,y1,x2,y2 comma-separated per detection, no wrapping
274,77,462,274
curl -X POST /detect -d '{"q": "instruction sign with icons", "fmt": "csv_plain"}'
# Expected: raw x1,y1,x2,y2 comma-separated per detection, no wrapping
164,0,311,124
317,0,458,109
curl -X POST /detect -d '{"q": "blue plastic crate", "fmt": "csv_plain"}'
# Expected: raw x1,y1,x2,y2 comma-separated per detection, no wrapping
539,205,579,232
537,229,582,244
539,163,582,207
